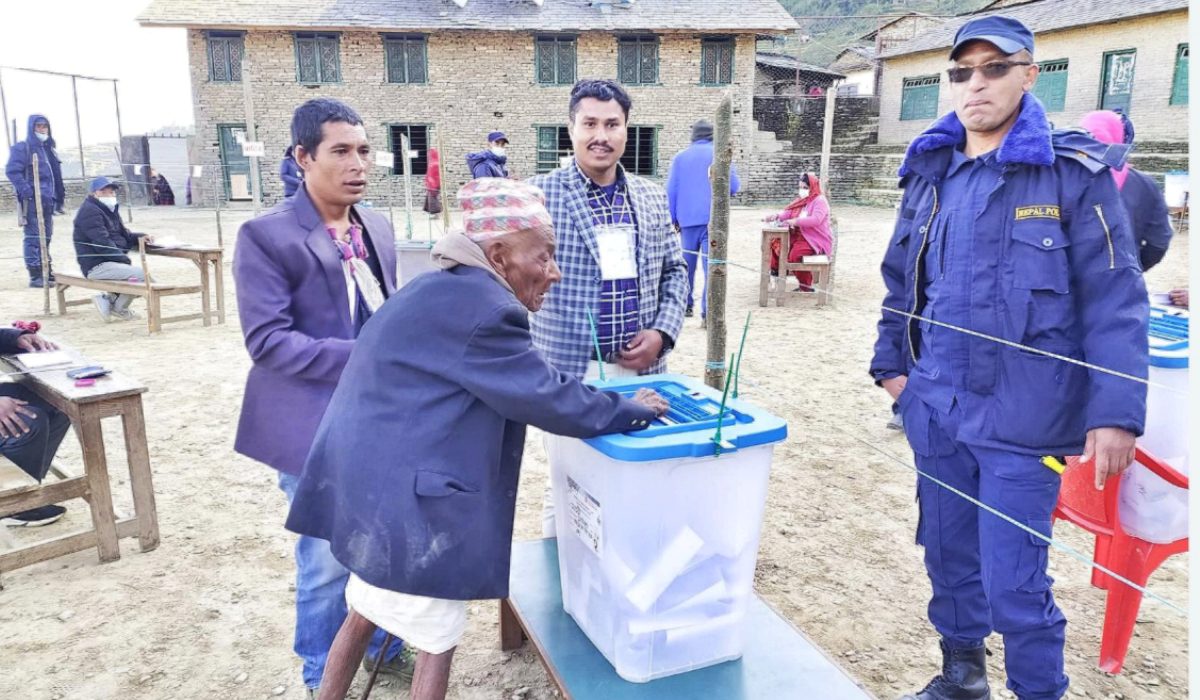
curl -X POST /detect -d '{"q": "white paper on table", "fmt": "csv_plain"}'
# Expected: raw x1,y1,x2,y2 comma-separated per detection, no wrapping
14,351,73,369
149,236,188,249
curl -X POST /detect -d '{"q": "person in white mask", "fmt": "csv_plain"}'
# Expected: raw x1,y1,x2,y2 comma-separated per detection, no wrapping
466,130,511,179
71,176,155,322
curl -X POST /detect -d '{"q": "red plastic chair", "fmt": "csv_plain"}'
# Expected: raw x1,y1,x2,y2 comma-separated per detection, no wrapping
1053,447,1189,674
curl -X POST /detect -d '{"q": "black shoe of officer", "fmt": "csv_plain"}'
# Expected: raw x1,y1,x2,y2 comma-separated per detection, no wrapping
899,641,990,700
685,305,694,318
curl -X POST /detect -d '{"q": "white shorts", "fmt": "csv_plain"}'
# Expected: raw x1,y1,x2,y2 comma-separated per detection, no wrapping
345,574,467,655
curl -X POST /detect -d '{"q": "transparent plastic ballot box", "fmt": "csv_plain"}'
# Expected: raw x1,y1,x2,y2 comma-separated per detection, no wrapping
1121,306,1189,544
547,373,788,683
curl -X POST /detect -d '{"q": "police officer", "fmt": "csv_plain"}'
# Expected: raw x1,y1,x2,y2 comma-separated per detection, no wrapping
870,17,1148,700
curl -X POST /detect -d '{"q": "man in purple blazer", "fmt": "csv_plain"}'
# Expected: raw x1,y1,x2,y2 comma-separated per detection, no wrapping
233,98,405,696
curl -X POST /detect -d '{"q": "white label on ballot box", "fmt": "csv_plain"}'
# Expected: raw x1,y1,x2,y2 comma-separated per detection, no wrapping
567,476,602,557
595,224,637,281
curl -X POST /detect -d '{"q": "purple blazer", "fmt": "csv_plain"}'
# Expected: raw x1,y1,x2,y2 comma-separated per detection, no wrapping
233,185,398,475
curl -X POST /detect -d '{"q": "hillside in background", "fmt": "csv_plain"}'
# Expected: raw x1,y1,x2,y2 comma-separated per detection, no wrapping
769,0,994,66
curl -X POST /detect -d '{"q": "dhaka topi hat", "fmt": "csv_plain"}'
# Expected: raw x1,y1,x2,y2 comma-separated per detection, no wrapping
457,178,553,243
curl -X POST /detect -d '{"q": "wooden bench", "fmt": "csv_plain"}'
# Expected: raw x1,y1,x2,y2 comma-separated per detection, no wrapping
499,539,876,700
0,350,158,587
54,238,216,333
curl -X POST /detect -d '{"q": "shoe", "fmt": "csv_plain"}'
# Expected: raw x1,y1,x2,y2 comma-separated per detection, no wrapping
3,504,66,527
899,641,991,700
685,306,694,318
93,295,114,322
887,412,904,431
112,308,141,322
27,266,45,288
361,644,416,685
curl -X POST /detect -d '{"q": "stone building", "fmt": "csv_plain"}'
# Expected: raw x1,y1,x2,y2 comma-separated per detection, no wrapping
877,0,1189,145
829,46,877,97
137,0,798,206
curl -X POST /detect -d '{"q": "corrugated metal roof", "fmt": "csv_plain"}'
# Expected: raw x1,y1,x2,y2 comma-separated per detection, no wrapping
880,0,1188,59
137,0,800,33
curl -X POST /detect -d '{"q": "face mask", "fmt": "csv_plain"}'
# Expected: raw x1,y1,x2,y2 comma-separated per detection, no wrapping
797,187,810,198
491,146,507,158
35,131,49,142
97,196,118,210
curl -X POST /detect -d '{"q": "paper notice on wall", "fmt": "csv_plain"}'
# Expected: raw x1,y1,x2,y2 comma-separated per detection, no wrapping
241,141,265,158
191,165,203,177
374,150,394,168
567,476,602,557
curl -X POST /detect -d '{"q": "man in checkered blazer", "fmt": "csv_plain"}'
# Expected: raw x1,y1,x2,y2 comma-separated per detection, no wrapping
527,79,688,381
529,79,688,536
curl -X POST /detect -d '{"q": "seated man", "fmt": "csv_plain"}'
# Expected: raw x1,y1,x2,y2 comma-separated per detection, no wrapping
72,176,152,322
286,178,668,700
0,327,71,527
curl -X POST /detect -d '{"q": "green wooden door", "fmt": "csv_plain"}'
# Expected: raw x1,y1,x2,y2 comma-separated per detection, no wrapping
1100,50,1136,113
900,76,940,121
217,124,252,201
1033,60,1068,112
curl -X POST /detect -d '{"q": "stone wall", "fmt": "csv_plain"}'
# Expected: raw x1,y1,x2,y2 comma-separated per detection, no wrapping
878,11,1189,144
752,95,880,152
186,29,759,207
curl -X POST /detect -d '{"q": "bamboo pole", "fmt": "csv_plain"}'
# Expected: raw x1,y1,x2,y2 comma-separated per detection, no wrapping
30,154,50,314
705,93,733,391
436,129,451,234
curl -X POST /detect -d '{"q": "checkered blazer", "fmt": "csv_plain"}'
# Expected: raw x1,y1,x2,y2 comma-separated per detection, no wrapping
528,160,688,379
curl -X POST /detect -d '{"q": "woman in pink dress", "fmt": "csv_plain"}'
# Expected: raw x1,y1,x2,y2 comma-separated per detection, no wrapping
765,172,833,291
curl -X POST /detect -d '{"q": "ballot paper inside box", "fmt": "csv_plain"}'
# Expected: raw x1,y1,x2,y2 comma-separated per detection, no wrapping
548,374,787,683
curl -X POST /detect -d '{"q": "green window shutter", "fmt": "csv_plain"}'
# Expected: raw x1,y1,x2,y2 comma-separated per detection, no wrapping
296,36,319,83
618,37,659,85
900,75,940,121
619,126,657,176
297,34,339,83
618,40,639,84
408,38,427,83
207,34,244,82
557,39,576,84
319,36,340,82
537,126,558,173
385,36,428,84
1033,59,1068,112
1172,44,1189,105
536,37,575,85
700,39,734,85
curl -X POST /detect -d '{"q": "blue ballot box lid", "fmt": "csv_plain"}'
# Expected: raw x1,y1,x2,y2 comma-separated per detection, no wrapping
1149,306,1188,369
584,373,788,462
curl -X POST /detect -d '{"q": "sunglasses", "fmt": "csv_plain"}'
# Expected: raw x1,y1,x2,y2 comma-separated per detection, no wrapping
947,61,1033,83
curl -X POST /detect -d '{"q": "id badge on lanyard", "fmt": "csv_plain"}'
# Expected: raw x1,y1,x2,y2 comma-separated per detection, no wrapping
595,223,638,281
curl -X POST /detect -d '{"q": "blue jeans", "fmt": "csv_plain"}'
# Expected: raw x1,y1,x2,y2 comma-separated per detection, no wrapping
680,224,709,317
278,472,403,689
902,397,1068,700
23,198,55,269
0,384,70,482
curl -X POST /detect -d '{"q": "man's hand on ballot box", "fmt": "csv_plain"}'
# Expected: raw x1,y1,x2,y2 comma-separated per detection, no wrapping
632,388,670,417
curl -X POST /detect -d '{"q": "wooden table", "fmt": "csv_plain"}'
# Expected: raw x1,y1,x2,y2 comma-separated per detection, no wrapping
145,244,226,326
500,539,875,700
0,351,158,585
759,226,790,307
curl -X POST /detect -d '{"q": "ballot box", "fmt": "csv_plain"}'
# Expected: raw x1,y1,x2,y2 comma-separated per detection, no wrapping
395,240,437,288
547,374,787,682
1120,306,1189,544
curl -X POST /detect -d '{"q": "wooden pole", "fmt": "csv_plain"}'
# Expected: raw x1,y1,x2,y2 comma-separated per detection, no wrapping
401,133,414,240
71,77,86,181
113,80,133,224
30,154,50,315
705,93,733,391
0,69,10,150
436,129,451,234
819,81,838,189
241,63,261,216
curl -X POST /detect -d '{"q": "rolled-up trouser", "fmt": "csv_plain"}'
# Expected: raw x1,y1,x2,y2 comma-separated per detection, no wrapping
541,360,640,538
901,394,1069,700
86,261,146,313
345,574,466,655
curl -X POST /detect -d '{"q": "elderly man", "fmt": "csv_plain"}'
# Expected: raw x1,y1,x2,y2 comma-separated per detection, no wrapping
870,16,1147,700
286,178,667,700
73,176,153,322
233,98,405,696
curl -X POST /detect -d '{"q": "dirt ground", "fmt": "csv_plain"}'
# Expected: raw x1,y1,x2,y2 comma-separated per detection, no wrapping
0,201,1188,700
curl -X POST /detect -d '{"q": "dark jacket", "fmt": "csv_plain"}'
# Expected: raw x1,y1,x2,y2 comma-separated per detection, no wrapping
5,114,64,206
73,196,145,276
1121,168,1173,271
286,265,656,599
0,328,30,353
280,147,303,198
870,94,1148,455
467,150,508,179
233,185,398,476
